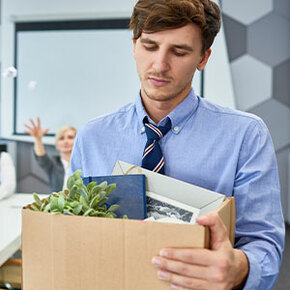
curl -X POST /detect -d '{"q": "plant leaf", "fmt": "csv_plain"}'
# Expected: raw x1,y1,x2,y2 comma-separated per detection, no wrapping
29,169,128,219
105,184,116,194
98,181,108,188
97,196,108,206
50,196,59,210
58,194,65,212
78,184,88,202
40,199,48,211
30,204,40,211
44,204,51,212
73,204,83,215
83,208,94,216
89,194,100,208
87,181,97,193
108,204,120,212
68,185,79,200
73,169,82,180
66,175,75,191
79,196,89,212
33,193,43,207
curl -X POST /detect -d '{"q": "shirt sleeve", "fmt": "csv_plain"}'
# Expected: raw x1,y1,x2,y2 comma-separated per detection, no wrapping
69,133,83,176
233,119,285,289
34,152,54,176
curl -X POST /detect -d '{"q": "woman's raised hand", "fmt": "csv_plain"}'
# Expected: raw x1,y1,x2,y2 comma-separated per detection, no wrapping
24,117,49,139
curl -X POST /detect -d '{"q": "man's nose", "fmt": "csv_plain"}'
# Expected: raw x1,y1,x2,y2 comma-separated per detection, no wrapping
152,51,170,73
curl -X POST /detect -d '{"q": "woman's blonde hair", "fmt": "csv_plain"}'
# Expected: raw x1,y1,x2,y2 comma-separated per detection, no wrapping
55,126,77,142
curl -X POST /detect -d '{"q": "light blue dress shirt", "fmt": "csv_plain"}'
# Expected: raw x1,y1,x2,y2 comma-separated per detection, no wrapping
70,89,285,289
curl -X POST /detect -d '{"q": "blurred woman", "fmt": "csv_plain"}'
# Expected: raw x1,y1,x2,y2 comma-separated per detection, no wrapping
24,117,77,192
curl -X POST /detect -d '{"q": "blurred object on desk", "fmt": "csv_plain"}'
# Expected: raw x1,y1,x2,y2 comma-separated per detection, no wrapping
0,193,47,267
0,152,16,201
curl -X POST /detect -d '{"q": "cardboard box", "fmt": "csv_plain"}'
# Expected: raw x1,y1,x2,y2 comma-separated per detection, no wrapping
22,165,235,290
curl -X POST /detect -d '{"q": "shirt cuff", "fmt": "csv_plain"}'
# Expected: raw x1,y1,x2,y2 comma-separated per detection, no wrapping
240,249,261,290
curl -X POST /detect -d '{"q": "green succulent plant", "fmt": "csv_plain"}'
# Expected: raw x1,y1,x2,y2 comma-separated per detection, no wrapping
30,169,128,219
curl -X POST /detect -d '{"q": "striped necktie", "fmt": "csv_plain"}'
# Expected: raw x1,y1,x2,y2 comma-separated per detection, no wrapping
142,117,171,174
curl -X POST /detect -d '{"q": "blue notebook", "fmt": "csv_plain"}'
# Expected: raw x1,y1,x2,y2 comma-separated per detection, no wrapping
83,174,146,220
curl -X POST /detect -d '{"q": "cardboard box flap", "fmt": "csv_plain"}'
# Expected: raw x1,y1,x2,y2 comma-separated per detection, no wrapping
112,160,225,209
216,197,236,246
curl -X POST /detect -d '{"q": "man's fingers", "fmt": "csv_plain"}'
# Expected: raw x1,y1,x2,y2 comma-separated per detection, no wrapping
152,254,209,279
196,212,229,250
157,248,217,266
154,214,235,289
156,269,207,290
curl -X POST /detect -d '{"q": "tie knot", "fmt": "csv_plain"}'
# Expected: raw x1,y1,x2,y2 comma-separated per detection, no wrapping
143,118,171,141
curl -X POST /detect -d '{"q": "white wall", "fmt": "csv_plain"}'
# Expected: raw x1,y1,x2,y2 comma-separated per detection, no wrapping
1,0,137,144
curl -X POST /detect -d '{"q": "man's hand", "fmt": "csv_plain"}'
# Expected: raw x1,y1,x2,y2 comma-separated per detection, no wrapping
152,212,249,290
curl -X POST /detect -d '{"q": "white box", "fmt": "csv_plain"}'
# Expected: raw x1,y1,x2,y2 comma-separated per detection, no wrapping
112,160,226,223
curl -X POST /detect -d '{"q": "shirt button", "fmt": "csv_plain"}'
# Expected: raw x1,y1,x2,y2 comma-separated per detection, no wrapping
141,126,145,132
173,126,179,132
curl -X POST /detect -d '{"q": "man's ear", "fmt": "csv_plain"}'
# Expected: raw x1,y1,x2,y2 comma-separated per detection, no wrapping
197,49,211,71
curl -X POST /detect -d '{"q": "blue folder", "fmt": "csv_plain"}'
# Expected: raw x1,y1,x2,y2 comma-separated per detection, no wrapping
83,174,146,220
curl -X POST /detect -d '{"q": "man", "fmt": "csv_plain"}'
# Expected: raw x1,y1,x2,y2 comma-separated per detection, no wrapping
70,0,285,289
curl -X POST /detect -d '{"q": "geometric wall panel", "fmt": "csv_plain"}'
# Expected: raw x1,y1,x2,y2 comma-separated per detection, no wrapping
248,13,290,66
249,99,290,151
273,60,290,107
274,0,290,20
222,14,247,61
276,147,290,220
222,0,273,25
221,1,290,234
231,55,272,111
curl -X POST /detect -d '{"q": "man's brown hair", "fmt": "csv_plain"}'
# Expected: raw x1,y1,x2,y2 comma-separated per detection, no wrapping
129,0,221,54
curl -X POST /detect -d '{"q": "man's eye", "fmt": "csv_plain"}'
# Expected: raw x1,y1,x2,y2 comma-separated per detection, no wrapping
144,45,157,51
173,51,186,57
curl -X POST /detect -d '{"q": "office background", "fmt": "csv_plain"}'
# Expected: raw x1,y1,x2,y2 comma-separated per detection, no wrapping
0,0,289,289
1,0,288,222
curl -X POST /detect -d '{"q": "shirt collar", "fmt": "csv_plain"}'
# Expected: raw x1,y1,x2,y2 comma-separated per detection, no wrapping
135,88,199,134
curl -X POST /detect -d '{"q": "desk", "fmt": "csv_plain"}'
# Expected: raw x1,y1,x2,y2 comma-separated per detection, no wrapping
0,194,47,266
